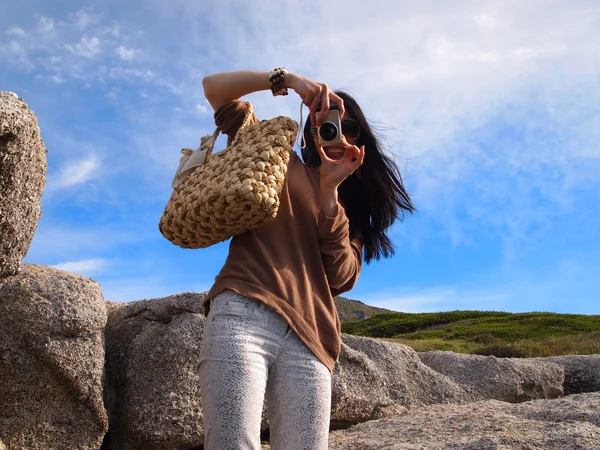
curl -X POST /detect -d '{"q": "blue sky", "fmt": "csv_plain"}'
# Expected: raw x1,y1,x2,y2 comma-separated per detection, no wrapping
2,0,599,314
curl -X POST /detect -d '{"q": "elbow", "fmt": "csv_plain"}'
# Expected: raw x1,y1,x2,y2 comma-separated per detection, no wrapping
330,276,359,298
202,75,220,109
325,242,363,295
329,263,361,296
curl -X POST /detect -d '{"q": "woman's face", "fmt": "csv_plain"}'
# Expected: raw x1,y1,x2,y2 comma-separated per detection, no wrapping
315,113,361,160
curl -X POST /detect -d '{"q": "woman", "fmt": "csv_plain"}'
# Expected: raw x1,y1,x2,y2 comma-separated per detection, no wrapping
198,69,414,450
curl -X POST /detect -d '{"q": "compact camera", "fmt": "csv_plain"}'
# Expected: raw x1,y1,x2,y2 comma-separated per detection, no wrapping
317,106,342,146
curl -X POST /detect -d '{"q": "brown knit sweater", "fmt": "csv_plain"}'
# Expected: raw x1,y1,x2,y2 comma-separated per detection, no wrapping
205,101,363,371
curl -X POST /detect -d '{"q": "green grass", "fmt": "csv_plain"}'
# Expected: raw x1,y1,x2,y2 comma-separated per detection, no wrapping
342,311,600,357
383,338,479,354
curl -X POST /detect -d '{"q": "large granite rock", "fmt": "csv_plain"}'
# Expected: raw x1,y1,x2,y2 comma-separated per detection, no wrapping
102,292,206,450
328,392,600,449
0,264,108,450
543,355,600,395
419,350,564,402
0,92,47,279
98,293,600,448
331,335,475,426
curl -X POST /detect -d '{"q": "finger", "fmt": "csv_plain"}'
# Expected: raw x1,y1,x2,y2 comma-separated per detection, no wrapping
316,143,332,164
329,92,345,119
344,145,360,164
309,85,323,126
345,144,364,166
338,137,356,160
318,84,331,125
356,145,366,166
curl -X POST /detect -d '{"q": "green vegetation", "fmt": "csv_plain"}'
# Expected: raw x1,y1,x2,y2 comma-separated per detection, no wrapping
341,310,600,358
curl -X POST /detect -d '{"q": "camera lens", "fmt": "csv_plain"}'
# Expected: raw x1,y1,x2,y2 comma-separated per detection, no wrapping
319,122,338,141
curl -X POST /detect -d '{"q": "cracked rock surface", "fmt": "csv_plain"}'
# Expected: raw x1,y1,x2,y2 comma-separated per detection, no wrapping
328,392,600,449
331,335,475,427
419,350,564,403
542,355,600,395
0,264,108,450
103,292,206,450
0,92,47,278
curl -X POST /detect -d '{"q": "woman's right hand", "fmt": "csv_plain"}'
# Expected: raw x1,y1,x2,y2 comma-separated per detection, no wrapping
286,73,345,126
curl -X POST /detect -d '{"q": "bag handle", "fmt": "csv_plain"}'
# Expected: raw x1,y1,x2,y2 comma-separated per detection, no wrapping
171,102,256,189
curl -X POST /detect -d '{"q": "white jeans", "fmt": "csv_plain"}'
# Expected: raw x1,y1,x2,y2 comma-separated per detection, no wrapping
199,290,331,450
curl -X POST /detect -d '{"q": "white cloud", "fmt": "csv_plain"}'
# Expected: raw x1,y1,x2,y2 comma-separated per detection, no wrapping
108,66,153,82
360,286,510,313
513,45,568,60
104,23,120,37
52,258,108,276
472,13,496,29
195,102,208,114
71,10,98,30
7,26,26,36
115,45,136,61
37,16,55,34
7,40,23,54
50,155,99,189
65,35,101,57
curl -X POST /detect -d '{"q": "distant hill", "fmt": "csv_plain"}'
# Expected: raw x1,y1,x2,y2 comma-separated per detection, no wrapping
341,310,600,357
334,296,391,322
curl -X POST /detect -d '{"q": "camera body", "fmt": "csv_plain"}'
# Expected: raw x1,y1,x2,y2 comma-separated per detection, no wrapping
317,107,342,146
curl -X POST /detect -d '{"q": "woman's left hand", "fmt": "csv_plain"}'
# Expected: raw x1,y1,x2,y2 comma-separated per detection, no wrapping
285,73,345,126
317,139,365,190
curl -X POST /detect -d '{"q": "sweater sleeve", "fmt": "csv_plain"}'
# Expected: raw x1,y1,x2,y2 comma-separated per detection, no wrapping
317,204,364,296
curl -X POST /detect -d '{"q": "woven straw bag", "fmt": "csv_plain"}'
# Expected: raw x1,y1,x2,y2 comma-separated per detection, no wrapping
159,106,298,249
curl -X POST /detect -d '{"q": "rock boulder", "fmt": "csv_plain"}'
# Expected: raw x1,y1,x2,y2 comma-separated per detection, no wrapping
329,392,600,449
0,264,108,450
543,355,600,395
0,92,47,278
102,292,206,450
332,335,475,426
419,350,564,402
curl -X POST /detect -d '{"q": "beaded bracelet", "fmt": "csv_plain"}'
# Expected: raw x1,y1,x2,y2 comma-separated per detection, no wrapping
269,67,288,96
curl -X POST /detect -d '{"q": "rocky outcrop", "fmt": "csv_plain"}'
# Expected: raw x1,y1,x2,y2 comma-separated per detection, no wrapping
328,393,600,449
331,335,475,426
543,355,600,395
0,92,47,279
102,292,206,450
2,281,600,449
419,350,564,402
0,264,108,450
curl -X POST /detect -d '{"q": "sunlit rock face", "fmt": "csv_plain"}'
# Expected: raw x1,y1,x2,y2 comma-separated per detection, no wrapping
0,92,47,278
0,264,108,450
419,350,564,402
328,393,600,450
102,292,207,450
331,334,476,427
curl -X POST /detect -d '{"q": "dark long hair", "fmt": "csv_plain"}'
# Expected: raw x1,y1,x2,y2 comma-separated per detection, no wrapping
301,91,415,264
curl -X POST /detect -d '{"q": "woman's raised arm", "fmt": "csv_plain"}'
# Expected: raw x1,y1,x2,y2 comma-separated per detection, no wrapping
202,70,272,111
202,70,344,125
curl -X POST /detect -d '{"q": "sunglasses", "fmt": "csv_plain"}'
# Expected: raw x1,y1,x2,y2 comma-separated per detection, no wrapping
341,119,361,141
